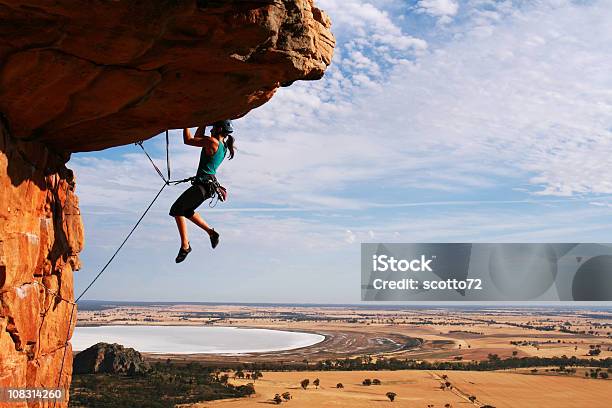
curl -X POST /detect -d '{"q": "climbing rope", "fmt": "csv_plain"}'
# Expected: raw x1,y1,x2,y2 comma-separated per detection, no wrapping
33,281,76,306
135,130,194,186
75,182,168,303
166,130,171,182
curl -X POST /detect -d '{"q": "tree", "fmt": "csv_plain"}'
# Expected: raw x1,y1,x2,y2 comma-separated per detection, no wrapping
273,394,282,404
282,392,292,401
487,353,500,362
372,379,381,385
386,392,396,402
301,379,310,390
244,383,255,395
235,370,245,379
362,379,372,386
469,396,477,403
336,383,344,389
313,378,320,389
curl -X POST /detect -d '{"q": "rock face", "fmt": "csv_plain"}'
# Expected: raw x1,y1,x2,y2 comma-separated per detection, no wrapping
73,343,150,375
0,1,333,407
0,118,81,406
0,0,334,152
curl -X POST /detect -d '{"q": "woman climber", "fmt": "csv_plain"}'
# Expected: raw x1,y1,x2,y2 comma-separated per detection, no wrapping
169,120,235,263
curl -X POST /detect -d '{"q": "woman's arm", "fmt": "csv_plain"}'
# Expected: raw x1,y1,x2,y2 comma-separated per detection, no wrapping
183,127,204,145
183,127,218,155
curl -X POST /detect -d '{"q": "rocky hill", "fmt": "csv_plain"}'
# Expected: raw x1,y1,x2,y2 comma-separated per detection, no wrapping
73,342,150,375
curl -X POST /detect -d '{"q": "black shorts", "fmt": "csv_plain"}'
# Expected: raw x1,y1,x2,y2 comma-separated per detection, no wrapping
169,183,213,218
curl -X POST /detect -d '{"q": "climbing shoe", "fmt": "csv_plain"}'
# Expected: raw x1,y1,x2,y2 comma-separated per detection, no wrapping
175,244,192,263
209,229,220,249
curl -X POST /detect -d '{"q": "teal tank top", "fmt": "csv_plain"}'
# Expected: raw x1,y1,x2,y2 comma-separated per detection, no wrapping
196,141,226,181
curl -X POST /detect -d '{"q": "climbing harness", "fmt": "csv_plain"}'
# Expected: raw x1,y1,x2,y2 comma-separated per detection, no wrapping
45,129,226,406
135,130,228,204
196,174,228,208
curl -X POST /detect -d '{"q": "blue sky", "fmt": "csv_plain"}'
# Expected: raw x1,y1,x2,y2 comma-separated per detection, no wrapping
71,0,612,303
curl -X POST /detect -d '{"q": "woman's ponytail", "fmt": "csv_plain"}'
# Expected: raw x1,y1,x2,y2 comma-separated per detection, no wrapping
225,134,235,160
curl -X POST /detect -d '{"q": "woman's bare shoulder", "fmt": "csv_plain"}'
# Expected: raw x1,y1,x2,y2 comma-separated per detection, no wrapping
203,137,219,156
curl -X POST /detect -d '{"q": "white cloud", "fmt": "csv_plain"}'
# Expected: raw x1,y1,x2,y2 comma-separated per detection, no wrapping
345,229,356,244
416,0,459,24
370,33,428,51
71,0,612,301
318,0,427,89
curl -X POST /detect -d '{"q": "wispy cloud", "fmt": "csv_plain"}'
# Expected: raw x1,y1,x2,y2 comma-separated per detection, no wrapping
416,0,459,24
71,0,612,302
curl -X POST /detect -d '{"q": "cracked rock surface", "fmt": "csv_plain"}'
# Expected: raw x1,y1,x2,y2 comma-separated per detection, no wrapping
0,0,334,152
0,120,80,406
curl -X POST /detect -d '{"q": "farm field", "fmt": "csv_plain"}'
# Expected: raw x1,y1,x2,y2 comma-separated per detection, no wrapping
189,370,611,408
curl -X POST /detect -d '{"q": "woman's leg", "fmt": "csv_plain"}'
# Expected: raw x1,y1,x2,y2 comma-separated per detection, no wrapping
190,212,220,248
169,185,207,250
188,212,213,236
174,216,190,249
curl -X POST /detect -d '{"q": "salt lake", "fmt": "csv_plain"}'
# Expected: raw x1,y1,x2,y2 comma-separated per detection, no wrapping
71,325,324,354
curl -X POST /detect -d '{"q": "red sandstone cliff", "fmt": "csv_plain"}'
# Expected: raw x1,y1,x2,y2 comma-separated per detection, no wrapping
0,121,80,407
0,1,334,406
